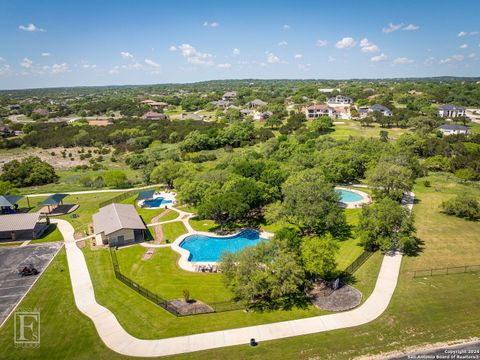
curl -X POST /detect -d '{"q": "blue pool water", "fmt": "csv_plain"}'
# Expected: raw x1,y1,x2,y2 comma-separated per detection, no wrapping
142,197,173,208
180,229,265,262
335,189,364,203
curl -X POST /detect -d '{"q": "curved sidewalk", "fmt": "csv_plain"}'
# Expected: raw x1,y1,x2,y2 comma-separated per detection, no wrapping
54,230,404,357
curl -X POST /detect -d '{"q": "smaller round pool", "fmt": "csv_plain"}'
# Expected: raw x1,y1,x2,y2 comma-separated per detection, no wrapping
335,189,364,203
142,197,173,208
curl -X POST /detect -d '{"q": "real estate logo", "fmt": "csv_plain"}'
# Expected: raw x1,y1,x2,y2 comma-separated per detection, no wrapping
14,311,40,348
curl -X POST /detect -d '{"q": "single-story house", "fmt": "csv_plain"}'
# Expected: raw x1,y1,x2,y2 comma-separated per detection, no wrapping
438,124,470,136
438,104,466,118
211,100,230,108
0,213,49,241
253,111,273,121
92,203,146,246
304,105,337,119
33,108,49,116
222,91,237,100
359,104,393,118
143,111,168,120
327,95,353,106
247,99,268,108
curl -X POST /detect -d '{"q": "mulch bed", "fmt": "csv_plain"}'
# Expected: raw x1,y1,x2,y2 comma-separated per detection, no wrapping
309,281,362,312
167,299,214,316
142,248,155,260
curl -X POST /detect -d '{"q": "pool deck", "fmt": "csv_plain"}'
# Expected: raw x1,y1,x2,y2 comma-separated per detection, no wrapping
137,191,177,210
335,187,372,209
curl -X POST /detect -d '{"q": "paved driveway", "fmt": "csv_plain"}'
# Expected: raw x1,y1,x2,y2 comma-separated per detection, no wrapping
0,242,63,327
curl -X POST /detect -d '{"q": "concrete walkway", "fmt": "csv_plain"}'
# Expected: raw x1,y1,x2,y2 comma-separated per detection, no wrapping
52,191,414,357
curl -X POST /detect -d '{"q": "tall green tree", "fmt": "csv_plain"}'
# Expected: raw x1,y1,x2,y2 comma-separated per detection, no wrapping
198,191,250,229
367,162,413,201
301,233,339,279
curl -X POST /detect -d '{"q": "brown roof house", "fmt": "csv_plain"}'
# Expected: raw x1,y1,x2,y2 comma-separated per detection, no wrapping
143,111,168,120
92,203,146,246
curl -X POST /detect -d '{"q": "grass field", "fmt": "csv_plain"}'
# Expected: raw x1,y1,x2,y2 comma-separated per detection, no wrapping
1,173,479,359
330,120,412,140
161,221,188,243
30,224,64,244
156,209,179,222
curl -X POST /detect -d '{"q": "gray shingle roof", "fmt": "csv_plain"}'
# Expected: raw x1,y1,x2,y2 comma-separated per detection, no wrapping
0,213,41,232
93,203,146,236
439,124,469,131
438,104,465,111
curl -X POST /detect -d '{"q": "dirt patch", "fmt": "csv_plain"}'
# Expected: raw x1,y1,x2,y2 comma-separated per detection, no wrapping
151,225,164,244
167,299,214,316
76,240,86,249
309,282,362,312
142,248,155,260
0,146,111,170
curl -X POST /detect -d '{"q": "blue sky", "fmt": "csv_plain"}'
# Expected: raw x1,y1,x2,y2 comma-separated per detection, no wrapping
0,0,479,89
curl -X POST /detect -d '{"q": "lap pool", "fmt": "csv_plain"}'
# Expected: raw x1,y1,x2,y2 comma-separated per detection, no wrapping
179,229,265,262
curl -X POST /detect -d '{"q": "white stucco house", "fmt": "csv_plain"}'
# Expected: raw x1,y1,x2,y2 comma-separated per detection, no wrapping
304,104,337,119
327,95,353,106
438,104,466,118
438,124,470,136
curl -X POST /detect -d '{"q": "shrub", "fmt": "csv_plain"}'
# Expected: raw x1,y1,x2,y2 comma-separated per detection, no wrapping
441,194,480,221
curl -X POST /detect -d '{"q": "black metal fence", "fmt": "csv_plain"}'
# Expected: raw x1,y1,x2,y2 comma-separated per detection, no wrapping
344,250,375,275
99,190,138,208
411,264,480,278
109,248,243,316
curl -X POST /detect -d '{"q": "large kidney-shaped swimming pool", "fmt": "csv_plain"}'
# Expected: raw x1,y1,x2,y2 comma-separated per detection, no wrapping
335,188,364,204
179,229,265,262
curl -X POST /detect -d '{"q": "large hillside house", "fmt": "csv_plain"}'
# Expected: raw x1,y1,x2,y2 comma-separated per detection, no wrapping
438,104,466,118
304,105,337,119
327,95,353,106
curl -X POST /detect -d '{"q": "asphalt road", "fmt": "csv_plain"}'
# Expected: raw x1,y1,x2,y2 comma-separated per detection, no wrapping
0,242,63,327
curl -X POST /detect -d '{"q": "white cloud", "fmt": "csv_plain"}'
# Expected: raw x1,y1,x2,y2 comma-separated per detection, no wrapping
19,23,45,32
335,37,356,49
277,41,288,47
403,24,419,31
370,53,388,62
203,21,219,27
327,56,336,62
460,44,468,49
266,51,280,64
232,48,240,56
144,59,160,67
0,57,4,61
217,63,231,69
316,39,328,47
169,46,177,51
383,23,404,33
360,38,379,53
20,57,33,68
41,52,51,57
298,63,311,71
424,56,435,65
81,63,97,69
458,31,479,37
109,66,120,74
393,57,414,64
120,51,134,59
438,55,466,64
48,63,69,74
468,53,476,58
0,64,11,75
178,44,214,66
283,24,290,30
294,54,303,59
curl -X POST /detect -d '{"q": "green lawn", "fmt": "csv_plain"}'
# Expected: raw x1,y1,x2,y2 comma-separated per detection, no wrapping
189,217,219,232
330,120,411,140
30,224,64,244
162,221,188,243
156,209,179,222
2,172,480,359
